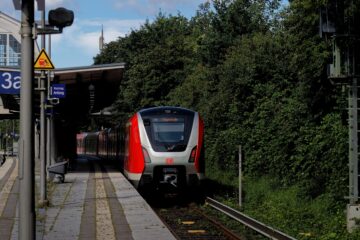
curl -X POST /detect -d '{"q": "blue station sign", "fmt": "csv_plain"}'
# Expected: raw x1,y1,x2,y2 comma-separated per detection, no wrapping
50,83,66,98
0,70,21,94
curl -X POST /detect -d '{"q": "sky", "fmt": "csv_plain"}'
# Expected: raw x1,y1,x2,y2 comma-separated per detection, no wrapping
1,0,208,68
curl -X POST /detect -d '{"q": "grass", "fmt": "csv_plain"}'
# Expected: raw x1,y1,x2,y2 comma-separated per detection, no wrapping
208,175,360,239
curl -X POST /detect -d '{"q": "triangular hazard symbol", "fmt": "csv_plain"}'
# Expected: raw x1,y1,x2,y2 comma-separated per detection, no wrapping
34,49,55,70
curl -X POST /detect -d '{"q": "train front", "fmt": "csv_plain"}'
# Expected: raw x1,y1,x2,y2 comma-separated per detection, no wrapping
128,107,205,189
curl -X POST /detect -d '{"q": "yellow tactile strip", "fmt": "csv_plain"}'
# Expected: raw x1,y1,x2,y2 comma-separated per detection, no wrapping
95,165,116,240
100,164,133,239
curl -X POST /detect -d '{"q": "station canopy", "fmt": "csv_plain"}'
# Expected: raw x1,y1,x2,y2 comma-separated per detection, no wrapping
0,63,125,123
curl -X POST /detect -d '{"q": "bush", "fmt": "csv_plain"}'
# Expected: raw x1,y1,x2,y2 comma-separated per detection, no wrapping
241,176,360,239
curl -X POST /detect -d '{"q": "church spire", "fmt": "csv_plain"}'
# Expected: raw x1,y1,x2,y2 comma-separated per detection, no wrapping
99,25,104,51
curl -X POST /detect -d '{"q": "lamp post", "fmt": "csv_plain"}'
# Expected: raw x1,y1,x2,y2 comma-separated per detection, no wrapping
19,1,35,239
14,2,74,238
39,6,48,207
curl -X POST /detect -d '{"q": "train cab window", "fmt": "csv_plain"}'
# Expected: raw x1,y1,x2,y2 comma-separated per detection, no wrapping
140,108,194,152
152,118,185,143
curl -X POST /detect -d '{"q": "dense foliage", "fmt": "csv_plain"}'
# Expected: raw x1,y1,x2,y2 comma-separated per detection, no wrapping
94,0,360,237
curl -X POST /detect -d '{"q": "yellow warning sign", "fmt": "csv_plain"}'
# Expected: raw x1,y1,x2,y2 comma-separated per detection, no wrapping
34,49,55,70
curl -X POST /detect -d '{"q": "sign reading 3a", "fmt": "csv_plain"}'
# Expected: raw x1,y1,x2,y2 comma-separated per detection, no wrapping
0,70,21,94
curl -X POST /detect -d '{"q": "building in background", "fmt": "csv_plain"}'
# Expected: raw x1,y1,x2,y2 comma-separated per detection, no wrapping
0,11,21,67
0,11,23,152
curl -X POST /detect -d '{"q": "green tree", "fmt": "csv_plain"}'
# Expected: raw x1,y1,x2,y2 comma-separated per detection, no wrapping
95,13,194,121
93,0,354,201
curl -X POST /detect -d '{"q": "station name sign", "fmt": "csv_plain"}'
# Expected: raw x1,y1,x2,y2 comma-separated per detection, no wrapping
0,70,66,99
0,70,21,94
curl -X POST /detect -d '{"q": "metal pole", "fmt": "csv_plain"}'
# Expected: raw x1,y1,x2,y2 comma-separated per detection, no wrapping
239,145,242,207
12,119,14,156
39,8,48,206
19,0,35,239
4,133,7,156
46,115,51,176
51,117,56,165
48,34,57,167
46,34,52,176
349,78,359,204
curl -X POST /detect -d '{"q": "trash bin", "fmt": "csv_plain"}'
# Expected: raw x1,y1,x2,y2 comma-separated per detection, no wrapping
47,161,68,183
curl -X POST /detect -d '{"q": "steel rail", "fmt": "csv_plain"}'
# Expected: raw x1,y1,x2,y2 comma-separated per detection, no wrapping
206,197,297,240
194,208,242,240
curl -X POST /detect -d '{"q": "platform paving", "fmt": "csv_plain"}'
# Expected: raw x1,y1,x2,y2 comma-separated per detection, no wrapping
0,156,175,240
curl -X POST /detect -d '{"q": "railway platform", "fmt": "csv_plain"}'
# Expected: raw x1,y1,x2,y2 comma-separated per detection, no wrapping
0,156,175,240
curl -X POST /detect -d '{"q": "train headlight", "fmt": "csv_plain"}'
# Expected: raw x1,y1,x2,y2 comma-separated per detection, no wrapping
142,147,151,163
188,146,197,163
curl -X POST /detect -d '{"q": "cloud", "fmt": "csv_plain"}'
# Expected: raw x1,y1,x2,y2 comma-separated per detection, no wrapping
2,0,205,68
113,0,206,17
50,17,144,65
46,0,66,7
81,19,145,35
45,0,76,9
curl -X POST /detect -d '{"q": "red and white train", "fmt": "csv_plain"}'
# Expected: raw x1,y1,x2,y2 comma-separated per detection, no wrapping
76,106,205,189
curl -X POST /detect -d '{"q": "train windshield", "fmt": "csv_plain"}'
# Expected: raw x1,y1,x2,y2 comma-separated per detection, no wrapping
152,118,185,143
140,108,194,152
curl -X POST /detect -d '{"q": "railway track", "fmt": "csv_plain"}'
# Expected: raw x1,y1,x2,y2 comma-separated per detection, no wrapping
206,197,297,240
154,202,243,240
147,191,297,240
